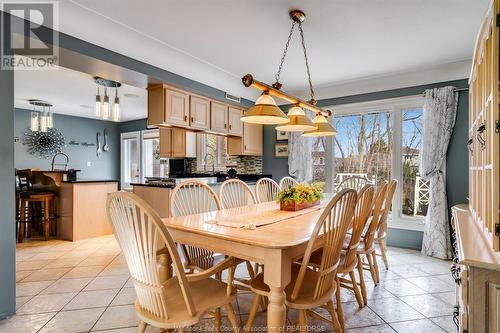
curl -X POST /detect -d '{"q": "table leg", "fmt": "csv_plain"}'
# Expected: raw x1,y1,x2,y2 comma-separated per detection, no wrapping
264,250,291,333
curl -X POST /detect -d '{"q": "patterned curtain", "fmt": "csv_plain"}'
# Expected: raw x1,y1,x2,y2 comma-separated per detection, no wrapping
420,86,458,259
288,110,314,183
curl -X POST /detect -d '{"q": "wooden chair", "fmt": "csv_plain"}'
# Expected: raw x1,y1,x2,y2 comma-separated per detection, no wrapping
357,183,387,296
375,179,397,270
106,192,240,332
336,176,373,192
254,177,281,203
244,189,357,333
16,169,57,242
279,176,298,191
219,179,257,209
170,180,226,272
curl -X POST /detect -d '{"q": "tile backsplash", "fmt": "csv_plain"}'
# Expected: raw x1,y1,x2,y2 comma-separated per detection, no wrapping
185,155,262,174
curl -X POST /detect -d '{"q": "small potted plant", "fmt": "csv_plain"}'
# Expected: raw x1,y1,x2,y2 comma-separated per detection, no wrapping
278,183,323,211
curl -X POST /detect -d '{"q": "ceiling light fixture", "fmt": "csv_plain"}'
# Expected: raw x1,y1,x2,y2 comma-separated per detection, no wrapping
29,100,54,132
302,114,337,137
94,77,122,122
241,9,336,136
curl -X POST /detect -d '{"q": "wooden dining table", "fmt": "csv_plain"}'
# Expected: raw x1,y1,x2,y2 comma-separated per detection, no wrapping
162,199,331,333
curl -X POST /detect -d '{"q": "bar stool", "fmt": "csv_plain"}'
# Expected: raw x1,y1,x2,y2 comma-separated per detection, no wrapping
16,169,57,242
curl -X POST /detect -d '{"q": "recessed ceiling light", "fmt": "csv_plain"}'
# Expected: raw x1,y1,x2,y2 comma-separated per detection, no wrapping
123,93,140,98
80,104,92,109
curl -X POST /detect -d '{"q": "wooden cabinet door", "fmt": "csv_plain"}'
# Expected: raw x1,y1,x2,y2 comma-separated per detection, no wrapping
243,122,262,155
190,96,210,130
170,127,187,157
211,101,228,133
147,85,165,126
159,128,172,157
228,107,243,136
165,88,189,127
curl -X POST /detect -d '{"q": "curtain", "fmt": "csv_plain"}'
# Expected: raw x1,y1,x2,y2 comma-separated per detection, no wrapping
288,110,314,183
420,86,458,259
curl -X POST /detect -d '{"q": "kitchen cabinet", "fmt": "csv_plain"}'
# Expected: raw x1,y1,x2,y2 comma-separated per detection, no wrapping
159,127,196,158
228,107,243,136
190,96,210,130
148,84,189,127
210,101,228,134
227,122,262,156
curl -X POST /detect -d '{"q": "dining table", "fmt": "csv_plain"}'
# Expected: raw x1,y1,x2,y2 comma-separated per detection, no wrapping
162,197,333,333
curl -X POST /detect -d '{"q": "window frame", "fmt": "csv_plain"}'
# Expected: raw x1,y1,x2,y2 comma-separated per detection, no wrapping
196,133,227,172
327,95,426,231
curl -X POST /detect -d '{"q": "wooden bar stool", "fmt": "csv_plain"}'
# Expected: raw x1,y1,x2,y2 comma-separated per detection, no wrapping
16,169,57,243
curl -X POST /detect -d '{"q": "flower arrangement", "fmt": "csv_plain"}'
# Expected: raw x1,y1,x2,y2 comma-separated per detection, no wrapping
278,183,323,211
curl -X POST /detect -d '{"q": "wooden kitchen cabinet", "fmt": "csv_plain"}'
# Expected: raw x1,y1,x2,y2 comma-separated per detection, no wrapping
227,122,262,156
228,107,243,136
211,101,228,133
148,84,189,127
159,127,196,158
190,96,210,130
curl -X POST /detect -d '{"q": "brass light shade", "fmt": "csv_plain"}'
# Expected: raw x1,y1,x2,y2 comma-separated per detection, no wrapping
302,114,337,137
275,106,316,132
241,93,289,125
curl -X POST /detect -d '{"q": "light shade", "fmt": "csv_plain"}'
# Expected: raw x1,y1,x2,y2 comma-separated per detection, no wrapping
40,111,48,133
102,94,110,120
302,114,337,137
95,95,102,117
112,95,120,122
241,93,289,125
30,111,39,132
275,106,316,132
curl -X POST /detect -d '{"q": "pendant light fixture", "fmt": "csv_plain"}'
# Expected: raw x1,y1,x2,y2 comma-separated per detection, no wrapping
95,87,102,117
29,100,53,132
302,114,336,137
275,105,316,132
241,9,336,136
94,77,122,122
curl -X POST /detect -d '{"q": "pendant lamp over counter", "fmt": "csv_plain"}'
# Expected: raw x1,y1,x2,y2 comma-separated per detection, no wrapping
241,9,336,137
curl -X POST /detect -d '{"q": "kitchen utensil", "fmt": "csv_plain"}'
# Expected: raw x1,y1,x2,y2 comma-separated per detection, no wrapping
96,132,102,157
103,128,110,152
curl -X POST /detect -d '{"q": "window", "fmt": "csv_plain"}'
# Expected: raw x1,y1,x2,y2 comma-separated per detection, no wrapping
196,133,227,172
320,96,427,230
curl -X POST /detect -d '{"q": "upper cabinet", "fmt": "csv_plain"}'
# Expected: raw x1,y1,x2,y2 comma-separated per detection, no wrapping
190,96,210,130
210,101,228,134
228,107,243,136
227,122,263,156
148,85,189,127
159,127,196,158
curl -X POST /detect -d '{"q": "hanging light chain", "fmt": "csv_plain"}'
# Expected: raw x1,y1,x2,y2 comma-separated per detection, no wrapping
298,21,315,104
274,21,296,88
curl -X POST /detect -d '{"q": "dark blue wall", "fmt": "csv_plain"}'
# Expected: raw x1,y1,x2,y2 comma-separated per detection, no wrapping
14,109,120,180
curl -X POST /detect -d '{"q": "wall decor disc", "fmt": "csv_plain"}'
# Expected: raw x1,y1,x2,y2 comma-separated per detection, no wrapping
23,128,65,159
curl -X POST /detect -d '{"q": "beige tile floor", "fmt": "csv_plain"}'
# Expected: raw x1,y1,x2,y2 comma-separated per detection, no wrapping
1,235,456,333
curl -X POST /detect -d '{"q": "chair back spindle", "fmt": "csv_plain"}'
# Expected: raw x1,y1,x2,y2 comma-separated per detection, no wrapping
279,176,298,191
255,177,281,203
219,179,256,209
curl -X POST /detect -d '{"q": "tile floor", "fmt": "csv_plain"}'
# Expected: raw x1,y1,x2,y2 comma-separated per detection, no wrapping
1,235,456,333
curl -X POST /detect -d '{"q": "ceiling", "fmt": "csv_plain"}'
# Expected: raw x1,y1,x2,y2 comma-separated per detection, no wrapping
14,0,489,120
15,66,147,121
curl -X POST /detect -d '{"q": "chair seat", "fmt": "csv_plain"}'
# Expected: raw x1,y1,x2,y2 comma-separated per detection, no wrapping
135,276,236,329
19,191,55,200
249,263,337,309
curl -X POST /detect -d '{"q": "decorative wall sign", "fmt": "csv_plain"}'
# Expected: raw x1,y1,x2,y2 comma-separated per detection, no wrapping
23,128,65,159
275,143,289,158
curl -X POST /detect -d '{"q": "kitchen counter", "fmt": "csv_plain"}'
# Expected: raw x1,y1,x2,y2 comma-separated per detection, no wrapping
62,179,119,184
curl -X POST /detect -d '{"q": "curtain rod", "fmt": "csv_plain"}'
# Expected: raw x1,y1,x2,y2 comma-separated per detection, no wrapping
422,87,468,96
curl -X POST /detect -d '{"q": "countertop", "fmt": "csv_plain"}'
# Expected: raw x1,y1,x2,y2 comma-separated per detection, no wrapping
62,179,119,184
131,174,271,188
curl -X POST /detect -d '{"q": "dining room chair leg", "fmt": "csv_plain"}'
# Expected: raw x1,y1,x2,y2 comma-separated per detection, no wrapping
244,294,261,332
137,320,147,333
246,261,255,279
349,271,363,308
356,254,368,305
225,303,240,332
298,309,307,333
214,307,222,333
326,300,343,333
365,253,378,285
371,252,380,284
378,239,389,270
335,278,345,331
